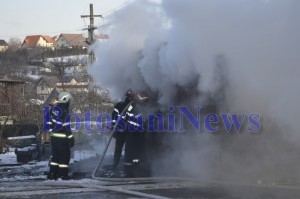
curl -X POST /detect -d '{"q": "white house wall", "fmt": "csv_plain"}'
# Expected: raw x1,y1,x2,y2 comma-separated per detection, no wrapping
56,36,70,48
0,46,8,52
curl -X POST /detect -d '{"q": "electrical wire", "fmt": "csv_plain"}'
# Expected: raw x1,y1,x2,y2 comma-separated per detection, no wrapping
101,0,133,16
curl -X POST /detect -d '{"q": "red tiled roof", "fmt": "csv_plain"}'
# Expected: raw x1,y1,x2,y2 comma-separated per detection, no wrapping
41,35,55,43
52,35,59,41
23,35,40,48
22,35,54,48
60,34,87,47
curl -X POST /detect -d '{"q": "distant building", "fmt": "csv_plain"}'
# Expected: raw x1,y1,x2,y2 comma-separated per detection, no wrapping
40,62,55,73
36,76,60,101
0,79,26,124
22,35,55,49
56,77,89,93
64,64,87,76
55,34,88,49
0,40,8,52
52,35,59,42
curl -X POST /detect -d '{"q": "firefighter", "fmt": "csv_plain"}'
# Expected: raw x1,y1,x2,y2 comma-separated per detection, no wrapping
47,92,74,180
123,90,149,177
111,90,134,170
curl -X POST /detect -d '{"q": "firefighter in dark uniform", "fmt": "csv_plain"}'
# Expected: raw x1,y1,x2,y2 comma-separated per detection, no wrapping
123,91,149,177
47,92,74,180
111,90,134,170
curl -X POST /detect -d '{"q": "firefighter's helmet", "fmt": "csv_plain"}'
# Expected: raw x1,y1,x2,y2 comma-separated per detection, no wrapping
58,92,72,104
125,89,134,97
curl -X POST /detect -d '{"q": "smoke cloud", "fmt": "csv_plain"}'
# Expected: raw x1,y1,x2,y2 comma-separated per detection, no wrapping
89,0,300,184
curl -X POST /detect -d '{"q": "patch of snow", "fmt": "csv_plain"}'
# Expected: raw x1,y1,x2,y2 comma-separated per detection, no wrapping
16,145,37,152
22,161,48,168
43,178,100,184
0,152,17,164
29,98,44,105
46,55,88,63
0,175,47,182
26,74,41,80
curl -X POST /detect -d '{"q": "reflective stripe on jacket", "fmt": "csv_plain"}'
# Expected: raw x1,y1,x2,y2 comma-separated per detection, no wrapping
50,132,73,139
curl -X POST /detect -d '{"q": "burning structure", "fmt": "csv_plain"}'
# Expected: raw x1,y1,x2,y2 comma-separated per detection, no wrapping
89,0,300,184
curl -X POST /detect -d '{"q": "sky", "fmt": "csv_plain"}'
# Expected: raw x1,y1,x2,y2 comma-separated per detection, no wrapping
0,0,129,42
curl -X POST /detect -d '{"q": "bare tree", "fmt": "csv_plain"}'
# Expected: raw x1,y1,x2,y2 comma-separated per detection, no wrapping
8,37,22,51
50,58,80,91
70,88,110,114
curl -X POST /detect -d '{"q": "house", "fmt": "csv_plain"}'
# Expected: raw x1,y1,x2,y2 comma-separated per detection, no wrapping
55,34,88,49
52,35,59,42
0,40,8,52
26,62,60,77
22,35,55,49
40,62,55,73
36,76,60,101
64,64,88,76
56,76,89,93
0,79,26,124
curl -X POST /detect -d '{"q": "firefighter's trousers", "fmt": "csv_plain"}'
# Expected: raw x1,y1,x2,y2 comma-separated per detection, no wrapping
124,131,145,177
113,132,126,168
49,136,71,179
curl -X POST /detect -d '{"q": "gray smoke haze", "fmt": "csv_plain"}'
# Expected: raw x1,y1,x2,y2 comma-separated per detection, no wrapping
90,0,300,185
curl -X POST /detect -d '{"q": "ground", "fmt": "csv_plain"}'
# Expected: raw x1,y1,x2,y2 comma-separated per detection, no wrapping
1,149,300,199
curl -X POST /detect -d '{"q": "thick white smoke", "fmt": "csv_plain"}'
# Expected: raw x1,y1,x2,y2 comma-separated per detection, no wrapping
90,0,300,182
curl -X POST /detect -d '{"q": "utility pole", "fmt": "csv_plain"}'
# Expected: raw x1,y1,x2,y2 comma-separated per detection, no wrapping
81,4,102,64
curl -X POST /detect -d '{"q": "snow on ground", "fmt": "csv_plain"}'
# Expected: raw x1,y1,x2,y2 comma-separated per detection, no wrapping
0,149,99,165
26,73,41,80
0,149,101,182
0,151,18,165
29,98,45,105
46,55,88,63
0,160,48,182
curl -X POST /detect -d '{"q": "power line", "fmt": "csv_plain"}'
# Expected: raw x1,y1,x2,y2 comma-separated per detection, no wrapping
80,0,132,30
101,0,132,16
90,0,132,32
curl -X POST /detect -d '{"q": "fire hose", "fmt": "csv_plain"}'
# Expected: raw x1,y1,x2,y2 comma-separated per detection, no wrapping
90,102,195,182
90,103,205,184
91,101,133,180
86,101,172,198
